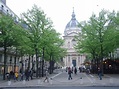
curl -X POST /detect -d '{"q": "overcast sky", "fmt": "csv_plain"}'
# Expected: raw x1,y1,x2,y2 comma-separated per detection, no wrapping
7,0,119,35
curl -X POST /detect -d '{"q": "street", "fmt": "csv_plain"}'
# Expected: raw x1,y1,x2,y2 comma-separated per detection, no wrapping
0,69,119,88
2,86,119,89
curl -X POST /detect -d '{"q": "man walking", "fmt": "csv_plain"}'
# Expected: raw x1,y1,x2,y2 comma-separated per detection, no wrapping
74,67,77,75
68,67,72,80
98,68,102,80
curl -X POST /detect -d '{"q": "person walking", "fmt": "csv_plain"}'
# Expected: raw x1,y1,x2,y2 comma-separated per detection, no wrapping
74,67,77,75
98,68,102,80
43,70,49,82
20,72,24,81
14,72,19,81
25,68,30,81
68,67,72,80
6,72,10,81
30,69,33,80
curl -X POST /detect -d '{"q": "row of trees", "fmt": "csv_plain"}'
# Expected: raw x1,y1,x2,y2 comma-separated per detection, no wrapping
75,10,119,73
0,5,66,80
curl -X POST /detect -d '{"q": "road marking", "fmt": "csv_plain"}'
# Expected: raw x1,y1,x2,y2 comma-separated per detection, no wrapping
84,73,93,83
90,74,94,77
51,72,62,79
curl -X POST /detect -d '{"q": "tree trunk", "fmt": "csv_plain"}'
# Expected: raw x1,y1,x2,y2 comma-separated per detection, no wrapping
41,47,44,77
31,55,34,69
14,56,16,72
3,43,7,80
28,55,30,70
35,48,38,78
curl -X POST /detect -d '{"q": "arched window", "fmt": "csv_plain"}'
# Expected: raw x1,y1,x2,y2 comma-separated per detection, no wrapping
72,39,76,47
67,42,70,48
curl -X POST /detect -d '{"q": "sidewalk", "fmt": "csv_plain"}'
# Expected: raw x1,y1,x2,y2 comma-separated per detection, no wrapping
0,69,60,88
0,70,119,88
89,74,119,86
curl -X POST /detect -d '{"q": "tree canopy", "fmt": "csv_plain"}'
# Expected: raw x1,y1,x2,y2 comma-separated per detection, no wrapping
76,10,119,62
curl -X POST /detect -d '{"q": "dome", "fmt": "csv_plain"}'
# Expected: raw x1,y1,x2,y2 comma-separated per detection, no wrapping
65,10,79,30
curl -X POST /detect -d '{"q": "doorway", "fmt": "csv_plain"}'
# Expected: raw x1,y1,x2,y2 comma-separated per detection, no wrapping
72,60,76,67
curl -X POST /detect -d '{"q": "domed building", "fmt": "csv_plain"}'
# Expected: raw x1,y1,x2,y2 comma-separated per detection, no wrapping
63,9,86,68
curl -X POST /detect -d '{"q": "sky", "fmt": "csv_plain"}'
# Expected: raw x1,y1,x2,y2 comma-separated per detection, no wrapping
7,0,119,36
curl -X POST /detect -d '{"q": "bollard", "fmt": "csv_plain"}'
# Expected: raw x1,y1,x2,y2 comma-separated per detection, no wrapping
38,80,41,85
109,78,113,84
22,80,26,84
92,78,96,83
50,78,52,84
80,77,83,84
8,80,11,86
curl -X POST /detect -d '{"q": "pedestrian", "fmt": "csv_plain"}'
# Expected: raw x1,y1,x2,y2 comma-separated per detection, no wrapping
25,69,30,81
79,67,81,73
74,67,77,75
86,69,90,75
20,72,24,81
30,69,33,80
14,72,19,81
98,68,102,80
68,67,72,80
43,70,49,82
6,72,10,80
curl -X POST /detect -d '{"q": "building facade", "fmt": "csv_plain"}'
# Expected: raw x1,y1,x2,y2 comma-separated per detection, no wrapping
0,1,23,77
0,1,48,79
63,10,86,68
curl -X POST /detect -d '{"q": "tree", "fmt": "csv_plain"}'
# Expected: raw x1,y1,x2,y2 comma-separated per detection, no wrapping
11,24,32,72
0,14,18,80
76,10,118,73
109,11,119,48
21,5,54,77
41,29,66,74
21,4,66,77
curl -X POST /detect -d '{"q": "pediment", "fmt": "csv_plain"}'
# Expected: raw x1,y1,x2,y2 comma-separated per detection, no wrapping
66,32,78,36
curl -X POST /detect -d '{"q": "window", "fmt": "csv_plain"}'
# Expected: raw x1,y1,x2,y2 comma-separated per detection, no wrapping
67,42,70,48
0,54,2,62
72,39,76,47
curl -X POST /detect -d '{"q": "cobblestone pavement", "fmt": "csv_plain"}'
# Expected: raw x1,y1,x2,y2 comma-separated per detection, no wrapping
0,69,119,88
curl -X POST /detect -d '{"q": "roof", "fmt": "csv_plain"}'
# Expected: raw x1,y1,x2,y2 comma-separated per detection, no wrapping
65,9,79,30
